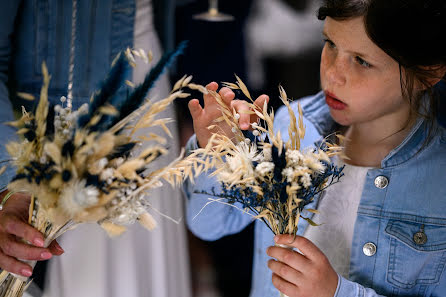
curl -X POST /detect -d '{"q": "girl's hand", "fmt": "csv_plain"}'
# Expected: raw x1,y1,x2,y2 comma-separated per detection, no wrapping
0,191,64,277
267,234,338,297
188,82,269,148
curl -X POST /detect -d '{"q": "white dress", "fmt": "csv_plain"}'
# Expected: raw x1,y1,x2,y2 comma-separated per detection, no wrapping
42,1,191,296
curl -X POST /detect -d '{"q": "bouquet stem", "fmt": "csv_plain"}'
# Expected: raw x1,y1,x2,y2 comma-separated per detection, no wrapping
0,271,30,297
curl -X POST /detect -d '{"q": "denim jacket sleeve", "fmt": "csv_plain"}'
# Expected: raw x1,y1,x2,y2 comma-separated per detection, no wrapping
334,275,386,297
0,1,21,191
183,134,254,241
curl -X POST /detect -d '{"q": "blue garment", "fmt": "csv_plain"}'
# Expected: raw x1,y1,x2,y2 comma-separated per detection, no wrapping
436,80,446,128
184,91,446,297
0,0,136,190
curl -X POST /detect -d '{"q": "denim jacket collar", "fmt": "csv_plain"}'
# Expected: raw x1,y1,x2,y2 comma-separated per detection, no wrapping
299,91,443,169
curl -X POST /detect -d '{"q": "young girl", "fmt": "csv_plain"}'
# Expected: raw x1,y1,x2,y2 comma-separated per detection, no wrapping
184,0,446,296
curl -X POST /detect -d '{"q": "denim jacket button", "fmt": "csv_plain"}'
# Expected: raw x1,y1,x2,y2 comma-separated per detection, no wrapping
363,242,377,256
374,176,389,189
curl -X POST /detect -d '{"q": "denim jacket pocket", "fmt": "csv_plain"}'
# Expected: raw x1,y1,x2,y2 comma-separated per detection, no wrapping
385,220,446,289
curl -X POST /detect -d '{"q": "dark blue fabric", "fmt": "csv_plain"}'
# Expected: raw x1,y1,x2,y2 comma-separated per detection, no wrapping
436,80,446,128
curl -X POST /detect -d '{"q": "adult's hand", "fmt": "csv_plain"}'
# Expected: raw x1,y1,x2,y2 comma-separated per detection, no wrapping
0,191,64,277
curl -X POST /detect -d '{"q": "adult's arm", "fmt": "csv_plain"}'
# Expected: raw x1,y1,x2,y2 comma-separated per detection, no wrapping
0,2,64,277
0,1,21,191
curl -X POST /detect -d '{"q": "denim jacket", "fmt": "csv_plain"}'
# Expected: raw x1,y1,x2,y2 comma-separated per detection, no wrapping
184,90,446,297
0,0,137,190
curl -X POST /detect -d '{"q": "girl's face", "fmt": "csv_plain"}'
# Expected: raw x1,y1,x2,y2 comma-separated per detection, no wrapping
320,17,410,127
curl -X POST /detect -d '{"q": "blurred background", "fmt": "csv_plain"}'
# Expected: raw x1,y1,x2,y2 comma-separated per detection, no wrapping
155,0,324,296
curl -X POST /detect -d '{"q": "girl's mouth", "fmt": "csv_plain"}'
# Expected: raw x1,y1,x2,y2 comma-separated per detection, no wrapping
325,91,347,110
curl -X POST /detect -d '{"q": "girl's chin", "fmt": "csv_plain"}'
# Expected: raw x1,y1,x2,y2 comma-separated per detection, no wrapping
329,109,352,126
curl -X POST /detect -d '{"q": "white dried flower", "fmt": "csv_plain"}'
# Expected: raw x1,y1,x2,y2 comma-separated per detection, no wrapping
97,158,108,170
101,167,114,180
234,113,240,120
262,146,272,161
115,157,124,166
301,172,312,188
255,162,275,176
109,194,145,225
60,180,100,217
302,153,325,173
286,150,303,166
282,167,295,182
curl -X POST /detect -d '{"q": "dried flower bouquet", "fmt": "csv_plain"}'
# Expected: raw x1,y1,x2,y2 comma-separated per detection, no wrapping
187,76,345,236
0,44,192,297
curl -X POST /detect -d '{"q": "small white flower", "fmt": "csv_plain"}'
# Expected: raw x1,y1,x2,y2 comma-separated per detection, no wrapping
253,130,260,136
255,162,275,176
301,173,312,188
98,158,108,170
234,113,240,120
109,194,146,225
282,167,295,182
286,150,303,166
60,180,100,217
262,146,272,161
231,127,238,133
302,153,325,173
115,157,124,166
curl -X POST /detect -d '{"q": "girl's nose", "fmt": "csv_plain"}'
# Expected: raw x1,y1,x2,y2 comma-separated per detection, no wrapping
326,57,347,86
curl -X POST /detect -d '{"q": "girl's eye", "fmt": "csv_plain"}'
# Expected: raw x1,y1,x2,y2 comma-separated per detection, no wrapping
355,56,371,68
323,38,336,49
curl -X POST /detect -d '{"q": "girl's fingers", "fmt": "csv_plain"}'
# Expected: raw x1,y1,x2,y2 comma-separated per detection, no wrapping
271,273,299,297
0,252,33,277
0,235,52,261
203,82,219,106
218,87,235,106
188,99,203,120
268,259,303,286
275,234,324,262
254,94,269,109
231,100,251,130
266,245,310,272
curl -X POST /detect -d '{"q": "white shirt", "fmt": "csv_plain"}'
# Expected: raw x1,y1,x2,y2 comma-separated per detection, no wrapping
303,157,370,278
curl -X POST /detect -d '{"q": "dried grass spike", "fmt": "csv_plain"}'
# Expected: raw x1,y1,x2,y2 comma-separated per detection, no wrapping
235,74,252,101
138,212,157,231
100,221,127,237
16,92,35,101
